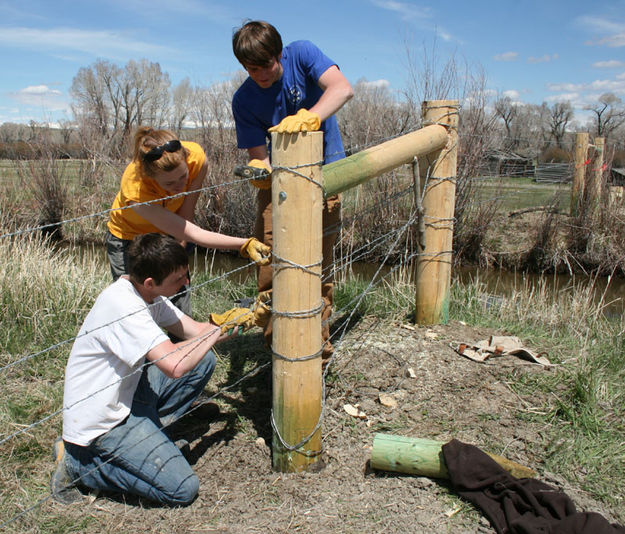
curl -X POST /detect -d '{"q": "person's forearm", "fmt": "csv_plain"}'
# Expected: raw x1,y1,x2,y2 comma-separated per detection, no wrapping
170,323,221,378
310,83,353,121
186,224,247,250
131,204,246,250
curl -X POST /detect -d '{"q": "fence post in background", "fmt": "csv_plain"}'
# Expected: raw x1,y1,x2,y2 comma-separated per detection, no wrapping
586,137,605,221
571,132,589,216
414,100,459,325
270,131,324,472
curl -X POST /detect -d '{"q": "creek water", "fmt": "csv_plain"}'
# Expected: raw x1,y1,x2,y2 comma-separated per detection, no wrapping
187,249,624,318
69,244,625,318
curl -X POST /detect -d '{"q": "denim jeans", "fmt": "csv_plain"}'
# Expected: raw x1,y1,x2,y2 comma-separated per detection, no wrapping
64,350,216,506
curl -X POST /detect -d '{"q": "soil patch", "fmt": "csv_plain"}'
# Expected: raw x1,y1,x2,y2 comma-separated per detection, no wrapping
45,316,622,533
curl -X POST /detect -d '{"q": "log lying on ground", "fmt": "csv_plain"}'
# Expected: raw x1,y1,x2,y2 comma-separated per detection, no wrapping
370,433,536,479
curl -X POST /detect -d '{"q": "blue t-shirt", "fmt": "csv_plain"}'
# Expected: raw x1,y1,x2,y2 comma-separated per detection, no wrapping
232,40,345,164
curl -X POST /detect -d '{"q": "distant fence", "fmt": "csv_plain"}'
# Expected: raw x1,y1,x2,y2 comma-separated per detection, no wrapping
534,163,573,183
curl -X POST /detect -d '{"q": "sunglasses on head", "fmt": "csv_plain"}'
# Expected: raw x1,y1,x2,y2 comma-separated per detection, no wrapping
144,139,182,161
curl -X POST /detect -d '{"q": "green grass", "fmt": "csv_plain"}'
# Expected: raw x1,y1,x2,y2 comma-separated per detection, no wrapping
0,210,623,527
450,277,625,513
472,176,571,212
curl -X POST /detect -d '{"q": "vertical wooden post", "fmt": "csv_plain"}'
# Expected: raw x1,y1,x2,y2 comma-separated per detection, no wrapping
592,137,605,207
571,132,589,216
414,100,459,325
585,137,605,225
271,131,324,472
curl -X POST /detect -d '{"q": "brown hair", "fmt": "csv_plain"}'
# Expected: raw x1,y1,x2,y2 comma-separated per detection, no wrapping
128,233,188,285
132,127,189,178
232,20,282,67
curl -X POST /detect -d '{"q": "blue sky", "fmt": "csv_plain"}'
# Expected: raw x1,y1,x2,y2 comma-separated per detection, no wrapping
0,0,624,125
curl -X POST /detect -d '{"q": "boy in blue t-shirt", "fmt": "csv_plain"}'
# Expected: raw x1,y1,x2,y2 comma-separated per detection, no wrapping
231,20,353,364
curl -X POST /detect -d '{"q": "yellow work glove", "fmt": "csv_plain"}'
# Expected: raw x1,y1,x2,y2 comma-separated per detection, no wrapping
252,290,272,329
248,159,272,190
268,108,321,133
240,237,271,266
210,307,255,335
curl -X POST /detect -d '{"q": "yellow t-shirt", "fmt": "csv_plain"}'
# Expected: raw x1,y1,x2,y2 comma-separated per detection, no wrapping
107,141,206,240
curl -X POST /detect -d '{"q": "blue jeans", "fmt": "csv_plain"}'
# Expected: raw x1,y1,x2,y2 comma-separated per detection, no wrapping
64,351,216,506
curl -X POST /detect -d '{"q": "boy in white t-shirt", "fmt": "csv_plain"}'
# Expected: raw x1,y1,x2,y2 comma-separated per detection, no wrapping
51,233,257,506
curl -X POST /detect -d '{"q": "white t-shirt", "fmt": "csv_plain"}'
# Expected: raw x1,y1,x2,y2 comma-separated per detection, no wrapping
62,277,183,446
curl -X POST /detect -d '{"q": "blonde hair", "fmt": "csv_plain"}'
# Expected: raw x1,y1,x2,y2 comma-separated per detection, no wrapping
132,127,189,177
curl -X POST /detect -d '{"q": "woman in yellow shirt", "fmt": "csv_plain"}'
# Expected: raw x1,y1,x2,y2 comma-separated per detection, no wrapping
106,127,269,314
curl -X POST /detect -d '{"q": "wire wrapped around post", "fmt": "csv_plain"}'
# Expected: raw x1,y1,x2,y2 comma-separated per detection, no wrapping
270,131,324,472
414,100,459,325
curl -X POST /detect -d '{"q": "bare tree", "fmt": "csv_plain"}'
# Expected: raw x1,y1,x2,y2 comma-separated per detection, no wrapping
494,96,518,148
190,75,243,153
547,101,573,148
0,122,27,143
170,77,193,135
403,34,459,116
338,78,414,151
587,93,625,140
70,58,170,158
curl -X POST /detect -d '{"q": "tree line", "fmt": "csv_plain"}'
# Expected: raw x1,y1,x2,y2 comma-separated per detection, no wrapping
1,56,624,168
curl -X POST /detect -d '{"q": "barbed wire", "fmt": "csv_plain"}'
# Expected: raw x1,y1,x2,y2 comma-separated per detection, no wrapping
0,261,254,375
0,123,463,527
0,183,431,530
0,175,252,241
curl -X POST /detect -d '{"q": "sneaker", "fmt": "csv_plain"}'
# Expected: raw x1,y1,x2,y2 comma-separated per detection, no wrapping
50,438,82,504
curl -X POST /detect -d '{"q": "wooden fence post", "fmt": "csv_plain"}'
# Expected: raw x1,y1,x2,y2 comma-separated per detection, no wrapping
587,137,605,221
571,132,589,216
271,131,324,472
414,100,459,325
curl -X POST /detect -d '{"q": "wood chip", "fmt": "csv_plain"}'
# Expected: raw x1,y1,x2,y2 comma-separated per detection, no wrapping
378,393,397,408
445,506,462,518
343,403,367,419
406,367,417,378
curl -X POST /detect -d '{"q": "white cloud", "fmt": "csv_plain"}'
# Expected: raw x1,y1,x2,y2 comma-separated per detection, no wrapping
577,16,625,47
593,60,625,68
547,82,581,93
547,78,625,107
527,54,559,64
577,15,624,34
0,27,177,62
9,85,67,111
503,90,520,100
20,85,62,96
493,51,518,62
370,0,432,21
369,1,453,41
545,93,578,103
594,33,625,47
361,79,391,88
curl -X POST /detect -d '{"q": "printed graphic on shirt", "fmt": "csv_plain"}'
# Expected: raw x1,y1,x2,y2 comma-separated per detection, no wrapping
288,85,302,106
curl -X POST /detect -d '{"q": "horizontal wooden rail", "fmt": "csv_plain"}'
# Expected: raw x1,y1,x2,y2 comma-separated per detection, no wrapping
323,124,449,197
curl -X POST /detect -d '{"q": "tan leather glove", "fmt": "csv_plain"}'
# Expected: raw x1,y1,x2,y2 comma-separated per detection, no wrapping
240,237,271,266
268,108,321,133
252,290,272,329
210,307,255,335
248,159,272,190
